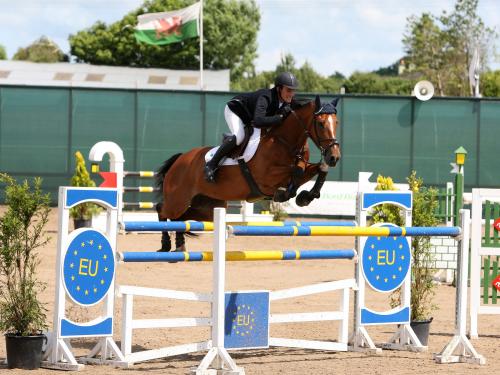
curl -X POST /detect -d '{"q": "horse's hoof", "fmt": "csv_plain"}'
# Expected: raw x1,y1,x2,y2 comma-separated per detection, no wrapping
174,244,186,252
273,187,288,203
157,248,171,253
296,191,313,207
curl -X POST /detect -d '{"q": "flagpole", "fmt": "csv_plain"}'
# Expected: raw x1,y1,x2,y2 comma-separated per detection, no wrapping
199,0,204,90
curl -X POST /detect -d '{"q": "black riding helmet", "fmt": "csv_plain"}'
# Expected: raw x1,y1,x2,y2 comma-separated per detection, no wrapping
274,72,299,89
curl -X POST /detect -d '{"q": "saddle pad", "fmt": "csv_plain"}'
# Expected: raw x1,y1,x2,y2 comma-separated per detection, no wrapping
205,128,261,166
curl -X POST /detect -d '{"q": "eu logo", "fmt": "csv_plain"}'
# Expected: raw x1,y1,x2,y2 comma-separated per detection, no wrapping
62,229,115,306
362,232,410,293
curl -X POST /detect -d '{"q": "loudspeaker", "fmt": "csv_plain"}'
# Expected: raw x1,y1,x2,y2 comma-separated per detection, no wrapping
413,80,434,101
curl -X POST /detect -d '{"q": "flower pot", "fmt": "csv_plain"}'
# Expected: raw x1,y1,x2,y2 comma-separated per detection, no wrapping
410,317,433,346
5,333,46,369
73,218,91,229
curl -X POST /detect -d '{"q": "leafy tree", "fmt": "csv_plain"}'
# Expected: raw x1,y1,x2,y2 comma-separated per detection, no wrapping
481,70,500,97
0,45,6,60
343,72,415,95
69,0,260,81
13,36,67,63
373,60,401,77
403,0,497,96
440,0,497,96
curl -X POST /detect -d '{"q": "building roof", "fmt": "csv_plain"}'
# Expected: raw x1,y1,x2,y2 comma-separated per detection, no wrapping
0,60,229,91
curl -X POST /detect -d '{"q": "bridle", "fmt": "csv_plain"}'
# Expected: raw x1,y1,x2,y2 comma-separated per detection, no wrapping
289,109,339,163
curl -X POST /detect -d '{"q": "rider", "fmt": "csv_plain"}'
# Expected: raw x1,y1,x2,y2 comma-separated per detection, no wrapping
204,71,299,183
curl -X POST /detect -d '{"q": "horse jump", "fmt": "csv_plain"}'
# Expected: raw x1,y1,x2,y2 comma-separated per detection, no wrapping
42,187,484,373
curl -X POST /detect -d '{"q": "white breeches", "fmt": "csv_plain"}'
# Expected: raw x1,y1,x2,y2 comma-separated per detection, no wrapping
224,105,246,145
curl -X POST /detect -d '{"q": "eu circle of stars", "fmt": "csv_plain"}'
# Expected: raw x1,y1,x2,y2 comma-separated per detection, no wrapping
362,235,410,293
63,229,115,306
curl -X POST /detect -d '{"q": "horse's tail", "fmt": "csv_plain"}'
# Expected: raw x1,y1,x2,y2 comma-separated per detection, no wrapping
155,153,183,193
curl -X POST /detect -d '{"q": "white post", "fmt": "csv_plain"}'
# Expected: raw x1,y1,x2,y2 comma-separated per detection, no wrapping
89,141,125,223
469,189,481,338
195,208,244,374
434,209,485,364
121,294,134,357
212,207,226,349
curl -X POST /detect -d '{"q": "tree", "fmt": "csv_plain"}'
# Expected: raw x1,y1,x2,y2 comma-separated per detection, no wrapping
403,0,497,96
343,72,415,95
69,0,260,81
13,36,67,63
403,13,448,95
0,44,6,60
481,70,500,97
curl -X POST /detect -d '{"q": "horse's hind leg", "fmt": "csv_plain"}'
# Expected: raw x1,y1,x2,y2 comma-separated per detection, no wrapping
174,196,227,251
156,202,172,252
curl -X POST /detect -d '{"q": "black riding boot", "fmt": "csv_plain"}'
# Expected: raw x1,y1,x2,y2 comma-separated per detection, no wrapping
204,135,237,183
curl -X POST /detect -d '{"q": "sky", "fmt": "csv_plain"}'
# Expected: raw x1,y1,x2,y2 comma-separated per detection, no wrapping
0,0,498,77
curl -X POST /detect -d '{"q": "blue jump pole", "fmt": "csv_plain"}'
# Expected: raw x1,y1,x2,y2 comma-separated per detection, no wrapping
121,249,357,262
123,220,357,232
228,225,462,237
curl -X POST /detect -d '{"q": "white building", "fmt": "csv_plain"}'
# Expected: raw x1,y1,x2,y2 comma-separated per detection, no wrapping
0,60,229,91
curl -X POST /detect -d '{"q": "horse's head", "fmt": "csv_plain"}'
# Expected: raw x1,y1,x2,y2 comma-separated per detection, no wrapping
311,95,341,167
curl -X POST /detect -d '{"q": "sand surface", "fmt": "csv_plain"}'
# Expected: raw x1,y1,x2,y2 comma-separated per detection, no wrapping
1,208,499,374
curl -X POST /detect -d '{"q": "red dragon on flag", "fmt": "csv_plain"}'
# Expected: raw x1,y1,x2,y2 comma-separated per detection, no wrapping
155,16,182,39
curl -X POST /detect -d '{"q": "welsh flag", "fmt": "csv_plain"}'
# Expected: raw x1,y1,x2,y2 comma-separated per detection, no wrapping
134,2,201,45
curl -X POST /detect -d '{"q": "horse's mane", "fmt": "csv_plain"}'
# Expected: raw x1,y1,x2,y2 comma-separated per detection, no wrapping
291,98,313,110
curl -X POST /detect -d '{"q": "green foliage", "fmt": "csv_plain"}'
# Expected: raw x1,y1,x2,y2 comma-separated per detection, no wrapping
69,151,101,220
0,173,49,335
372,171,440,321
69,0,260,81
371,175,405,226
232,52,346,93
13,36,67,63
481,70,500,97
0,44,6,60
403,0,497,96
343,72,416,95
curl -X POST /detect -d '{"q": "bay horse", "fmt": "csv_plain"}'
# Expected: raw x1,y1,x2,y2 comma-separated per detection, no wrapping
156,95,341,251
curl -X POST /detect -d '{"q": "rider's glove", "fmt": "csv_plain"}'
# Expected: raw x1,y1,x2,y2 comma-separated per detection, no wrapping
279,104,292,119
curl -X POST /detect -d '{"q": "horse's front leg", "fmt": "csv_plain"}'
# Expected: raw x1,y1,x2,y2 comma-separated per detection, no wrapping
273,159,308,203
295,162,328,207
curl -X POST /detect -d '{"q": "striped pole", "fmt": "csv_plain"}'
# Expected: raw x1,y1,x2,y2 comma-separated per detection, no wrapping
120,249,357,262
123,220,356,232
123,186,159,193
229,225,462,237
124,171,156,177
123,202,155,209
124,221,214,232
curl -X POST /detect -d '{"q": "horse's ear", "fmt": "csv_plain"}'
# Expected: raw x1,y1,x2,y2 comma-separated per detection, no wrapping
315,95,321,112
331,97,340,108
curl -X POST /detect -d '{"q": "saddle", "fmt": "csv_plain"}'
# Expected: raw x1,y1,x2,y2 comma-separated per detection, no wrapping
226,125,254,159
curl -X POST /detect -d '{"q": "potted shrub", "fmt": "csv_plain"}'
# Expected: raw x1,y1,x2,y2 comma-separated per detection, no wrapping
0,173,50,369
372,171,439,345
70,151,101,228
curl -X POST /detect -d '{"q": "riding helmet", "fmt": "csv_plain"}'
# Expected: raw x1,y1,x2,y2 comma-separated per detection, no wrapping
274,72,299,89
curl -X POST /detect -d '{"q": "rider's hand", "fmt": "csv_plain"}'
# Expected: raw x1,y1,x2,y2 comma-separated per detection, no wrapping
279,104,292,119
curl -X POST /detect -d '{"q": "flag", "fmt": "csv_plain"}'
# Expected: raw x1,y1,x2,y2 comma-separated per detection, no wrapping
135,2,201,46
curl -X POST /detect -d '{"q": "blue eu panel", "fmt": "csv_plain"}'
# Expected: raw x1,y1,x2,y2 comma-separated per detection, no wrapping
361,307,410,325
66,188,118,208
63,229,115,306
362,192,412,210
362,233,410,293
224,291,269,349
60,317,113,337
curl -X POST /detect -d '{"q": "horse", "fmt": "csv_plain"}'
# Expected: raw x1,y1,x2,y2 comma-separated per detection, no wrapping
155,95,341,251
